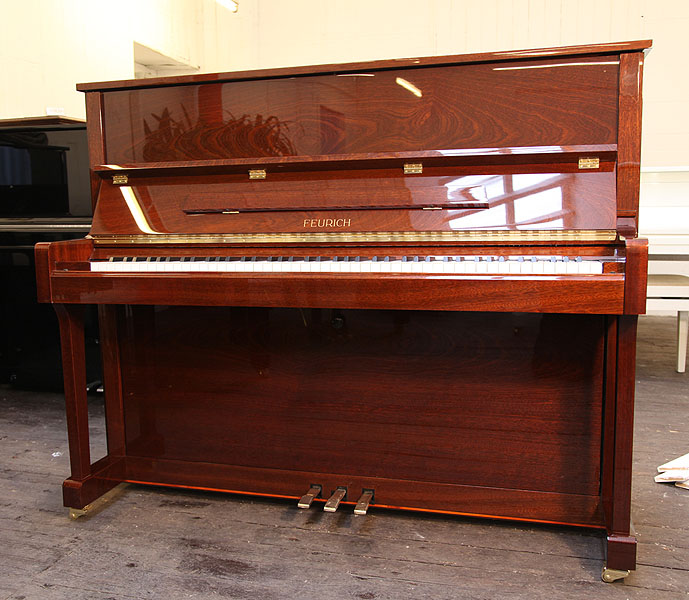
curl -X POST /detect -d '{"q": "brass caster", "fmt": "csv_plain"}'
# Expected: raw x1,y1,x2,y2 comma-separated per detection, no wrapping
69,506,90,520
601,567,630,583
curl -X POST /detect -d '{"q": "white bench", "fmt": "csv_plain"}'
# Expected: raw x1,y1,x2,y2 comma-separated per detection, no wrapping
646,275,689,373
639,170,689,373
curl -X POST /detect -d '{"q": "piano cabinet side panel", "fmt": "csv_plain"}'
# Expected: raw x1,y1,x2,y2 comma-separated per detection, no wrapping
616,51,644,220
85,92,106,212
113,307,607,521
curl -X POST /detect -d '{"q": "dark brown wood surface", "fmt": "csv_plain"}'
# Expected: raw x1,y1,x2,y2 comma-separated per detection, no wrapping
616,52,645,218
76,39,651,92
89,166,617,237
54,304,90,480
99,55,619,166
624,237,649,314
98,305,126,458
34,242,52,303
85,92,106,211
47,272,625,314
99,308,605,524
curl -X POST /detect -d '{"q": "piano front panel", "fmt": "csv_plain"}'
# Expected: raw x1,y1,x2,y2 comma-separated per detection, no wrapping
90,167,617,237
118,307,605,501
101,55,619,165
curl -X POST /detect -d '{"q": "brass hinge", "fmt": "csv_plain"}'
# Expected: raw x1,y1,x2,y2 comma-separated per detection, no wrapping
578,157,600,169
112,174,129,185
249,169,266,180
403,162,423,175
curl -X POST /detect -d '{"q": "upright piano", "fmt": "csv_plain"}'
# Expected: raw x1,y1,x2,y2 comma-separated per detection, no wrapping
36,40,651,581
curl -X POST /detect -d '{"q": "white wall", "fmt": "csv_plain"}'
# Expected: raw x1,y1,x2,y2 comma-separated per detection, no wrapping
1,0,686,169
217,0,687,169
0,0,236,120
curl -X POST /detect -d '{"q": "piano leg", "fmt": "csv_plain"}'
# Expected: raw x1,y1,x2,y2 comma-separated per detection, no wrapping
602,315,638,578
55,304,123,513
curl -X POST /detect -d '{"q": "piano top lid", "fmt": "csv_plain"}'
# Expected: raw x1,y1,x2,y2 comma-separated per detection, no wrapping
76,40,652,93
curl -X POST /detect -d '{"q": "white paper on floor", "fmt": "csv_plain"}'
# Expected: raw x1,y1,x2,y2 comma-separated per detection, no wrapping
655,452,689,490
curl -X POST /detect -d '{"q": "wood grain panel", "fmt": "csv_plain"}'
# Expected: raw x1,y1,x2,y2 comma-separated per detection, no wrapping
48,272,625,314
117,309,605,497
90,168,617,237
85,92,106,210
119,455,604,527
101,56,619,165
623,237,648,314
34,242,52,303
617,51,644,217
76,40,651,92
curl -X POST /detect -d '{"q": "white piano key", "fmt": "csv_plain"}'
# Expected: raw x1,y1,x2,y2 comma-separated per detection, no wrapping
507,260,521,274
584,261,598,274
486,259,499,274
91,254,614,277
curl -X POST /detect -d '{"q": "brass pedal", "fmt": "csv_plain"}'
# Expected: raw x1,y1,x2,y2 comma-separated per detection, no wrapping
323,487,347,512
353,490,374,515
297,485,322,509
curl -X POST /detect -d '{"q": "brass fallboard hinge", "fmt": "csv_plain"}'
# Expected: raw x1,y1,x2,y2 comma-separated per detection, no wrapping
112,174,129,185
578,157,600,169
249,169,267,180
403,163,423,175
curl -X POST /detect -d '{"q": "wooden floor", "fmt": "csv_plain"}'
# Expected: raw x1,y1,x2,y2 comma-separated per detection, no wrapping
1,315,687,599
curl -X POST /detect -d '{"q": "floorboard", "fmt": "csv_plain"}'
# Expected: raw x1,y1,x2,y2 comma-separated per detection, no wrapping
0,315,687,599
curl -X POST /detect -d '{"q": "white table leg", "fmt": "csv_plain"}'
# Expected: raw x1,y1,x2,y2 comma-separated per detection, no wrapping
678,311,688,373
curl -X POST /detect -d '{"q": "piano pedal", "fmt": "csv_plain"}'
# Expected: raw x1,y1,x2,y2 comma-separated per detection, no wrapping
323,487,347,512
353,489,374,515
297,485,322,509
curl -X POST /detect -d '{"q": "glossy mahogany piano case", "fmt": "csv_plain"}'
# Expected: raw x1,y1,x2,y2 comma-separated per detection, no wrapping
36,40,650,579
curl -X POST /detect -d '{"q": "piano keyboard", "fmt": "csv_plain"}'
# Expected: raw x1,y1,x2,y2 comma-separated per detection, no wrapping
91,255,607,274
